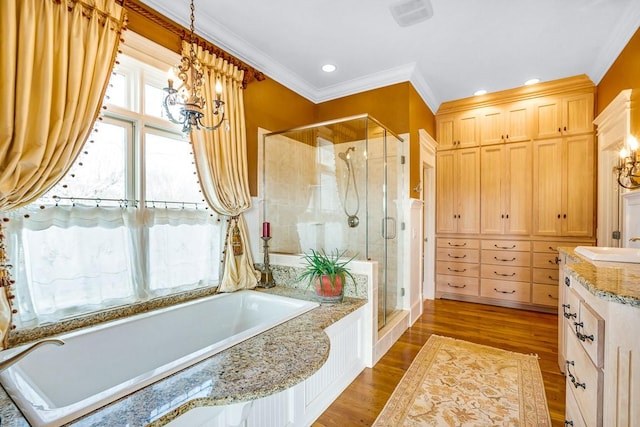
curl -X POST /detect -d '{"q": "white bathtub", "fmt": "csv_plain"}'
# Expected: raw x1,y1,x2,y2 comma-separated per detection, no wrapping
0,290,318,427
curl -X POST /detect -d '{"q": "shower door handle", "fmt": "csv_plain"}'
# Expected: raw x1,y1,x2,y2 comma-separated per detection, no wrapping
382,217,397,239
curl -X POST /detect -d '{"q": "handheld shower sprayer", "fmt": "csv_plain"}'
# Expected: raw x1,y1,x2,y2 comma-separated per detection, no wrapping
338,146,359,227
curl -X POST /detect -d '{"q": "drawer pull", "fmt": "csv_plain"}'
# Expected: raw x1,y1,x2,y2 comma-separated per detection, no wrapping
564,277,570,287
547,294,558,300
447,283,466,289
494,244,516,249
548,275,556,280
548,256,560,265
494,256,516,262
447,242,466,247
447,253,467,259
564,421,574,427
494,271,516,277
573,321,594,342
562,304,577,319
565,360,586,390
494,288,516,294
548,246,556,251
447,267,467,273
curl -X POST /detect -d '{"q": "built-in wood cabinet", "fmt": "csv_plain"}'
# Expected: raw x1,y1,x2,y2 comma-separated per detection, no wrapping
436,148,480,234
533,92,594,139
435,75,596,311
480,142,531,235
532,135,594,237
436,111,479,149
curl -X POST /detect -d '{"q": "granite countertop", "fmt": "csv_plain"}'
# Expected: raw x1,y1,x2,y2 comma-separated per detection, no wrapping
559,247,640,307
0,288,367,427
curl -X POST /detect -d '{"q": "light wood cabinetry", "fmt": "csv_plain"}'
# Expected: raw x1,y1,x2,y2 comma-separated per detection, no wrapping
436,148,480,234
532,135,594,237
435,76,595,312
479,101,531,145
436,111,479,149
533,92,594,139
435,238,479,297
480,143,531,235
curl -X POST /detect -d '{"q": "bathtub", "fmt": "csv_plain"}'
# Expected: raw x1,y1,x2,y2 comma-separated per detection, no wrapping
0,290,318,427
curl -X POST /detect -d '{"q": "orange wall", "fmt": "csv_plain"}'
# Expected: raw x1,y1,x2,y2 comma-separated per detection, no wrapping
597,26,640,123
409,85,436,196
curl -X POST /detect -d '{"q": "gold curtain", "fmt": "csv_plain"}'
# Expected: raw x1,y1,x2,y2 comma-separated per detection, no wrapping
0,0,126,348
189,41,260,292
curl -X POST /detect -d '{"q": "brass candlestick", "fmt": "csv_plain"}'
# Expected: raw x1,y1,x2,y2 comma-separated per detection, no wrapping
259,236,275,288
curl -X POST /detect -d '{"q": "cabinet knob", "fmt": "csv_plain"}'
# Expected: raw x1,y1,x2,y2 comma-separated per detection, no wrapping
564,126,567,131
563,214,567,219
557,214,561,219
558,127,561,132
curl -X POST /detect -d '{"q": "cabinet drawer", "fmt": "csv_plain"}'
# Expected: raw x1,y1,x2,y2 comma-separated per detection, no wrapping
436,248,479,264
481,239,531,251
565,324,603,427
532,283,559,307
533,252,560,269
480,279,530,303
565,385,588,427
436,261,479,277
532,240,594,253
481,250,531,266
437,238,479,249
436,275,479,296
532,267,559,285
576,301,605,368
481,265,530,282
564,287,582,330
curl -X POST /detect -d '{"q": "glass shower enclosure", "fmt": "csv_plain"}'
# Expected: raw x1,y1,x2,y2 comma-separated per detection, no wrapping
262,114,404,329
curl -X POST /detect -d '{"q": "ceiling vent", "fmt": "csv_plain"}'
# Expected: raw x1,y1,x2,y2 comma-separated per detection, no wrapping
389,0,433,27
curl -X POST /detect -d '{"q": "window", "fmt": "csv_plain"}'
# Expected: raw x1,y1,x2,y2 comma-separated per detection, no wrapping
7,47,224,326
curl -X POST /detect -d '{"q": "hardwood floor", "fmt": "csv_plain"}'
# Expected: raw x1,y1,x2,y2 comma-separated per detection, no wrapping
313,298,566,426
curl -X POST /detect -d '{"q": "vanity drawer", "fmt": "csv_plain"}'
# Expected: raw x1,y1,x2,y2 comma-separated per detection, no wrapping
565,324,603,427
480,279,530,303
564,287,581,329
533,252,560,269
565,384,588,427
436,274,479,296
481,265,530,282
437,238,479,249
436,248,479,264
576,301,605,368
481,239,531,252
532,267,559,285
481,250,531,266
532,283,559,307
436,261,479,277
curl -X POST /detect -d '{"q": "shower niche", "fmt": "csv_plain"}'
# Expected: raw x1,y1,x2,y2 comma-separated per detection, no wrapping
261,115,405,329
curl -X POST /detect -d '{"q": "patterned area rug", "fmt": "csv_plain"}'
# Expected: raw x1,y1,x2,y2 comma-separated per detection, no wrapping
373,335,551,426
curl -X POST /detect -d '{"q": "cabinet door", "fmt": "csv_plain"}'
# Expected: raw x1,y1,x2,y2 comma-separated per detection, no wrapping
504,101,531,143
457,148,480,234
479,107,505,146
436,151,457,233
504,142,531,235
457,112,480,148
562,135,594,236
533,139,563,235
533,97,561,139
562,93,594,136
480,145,505,234
436,113,456,149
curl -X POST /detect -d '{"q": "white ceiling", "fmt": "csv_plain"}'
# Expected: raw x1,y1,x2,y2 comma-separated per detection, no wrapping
140,0,640,112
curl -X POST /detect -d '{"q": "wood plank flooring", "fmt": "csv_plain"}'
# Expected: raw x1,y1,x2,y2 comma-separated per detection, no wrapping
313,298,566,426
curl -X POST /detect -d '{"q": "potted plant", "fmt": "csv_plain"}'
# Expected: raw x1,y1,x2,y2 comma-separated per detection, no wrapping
298,249,357,303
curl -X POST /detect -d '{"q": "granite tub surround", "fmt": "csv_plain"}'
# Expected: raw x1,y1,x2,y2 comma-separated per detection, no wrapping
559,247,640,307
0,288,366,426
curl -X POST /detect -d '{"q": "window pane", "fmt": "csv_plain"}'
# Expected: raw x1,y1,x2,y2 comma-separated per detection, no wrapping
144,84,166,118
145,132,202,204
40,121,127,203
106,72,127,108
23,225,135,316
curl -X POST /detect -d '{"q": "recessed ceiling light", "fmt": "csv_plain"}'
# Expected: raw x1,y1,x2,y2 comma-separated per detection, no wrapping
524,78,540,86
474,89,487,96
321,64,336,73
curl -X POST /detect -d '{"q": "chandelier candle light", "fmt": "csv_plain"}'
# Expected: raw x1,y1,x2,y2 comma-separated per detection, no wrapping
162,0,225,134
617,135,640,190
259,222,275,288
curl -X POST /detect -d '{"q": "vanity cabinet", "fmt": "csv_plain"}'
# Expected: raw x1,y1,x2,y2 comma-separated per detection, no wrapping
532,135,594,237
480,143,531,235
558,252,640,427
436,148,480,234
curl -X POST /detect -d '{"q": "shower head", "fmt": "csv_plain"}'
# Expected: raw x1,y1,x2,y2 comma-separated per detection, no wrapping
338,147,356,170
